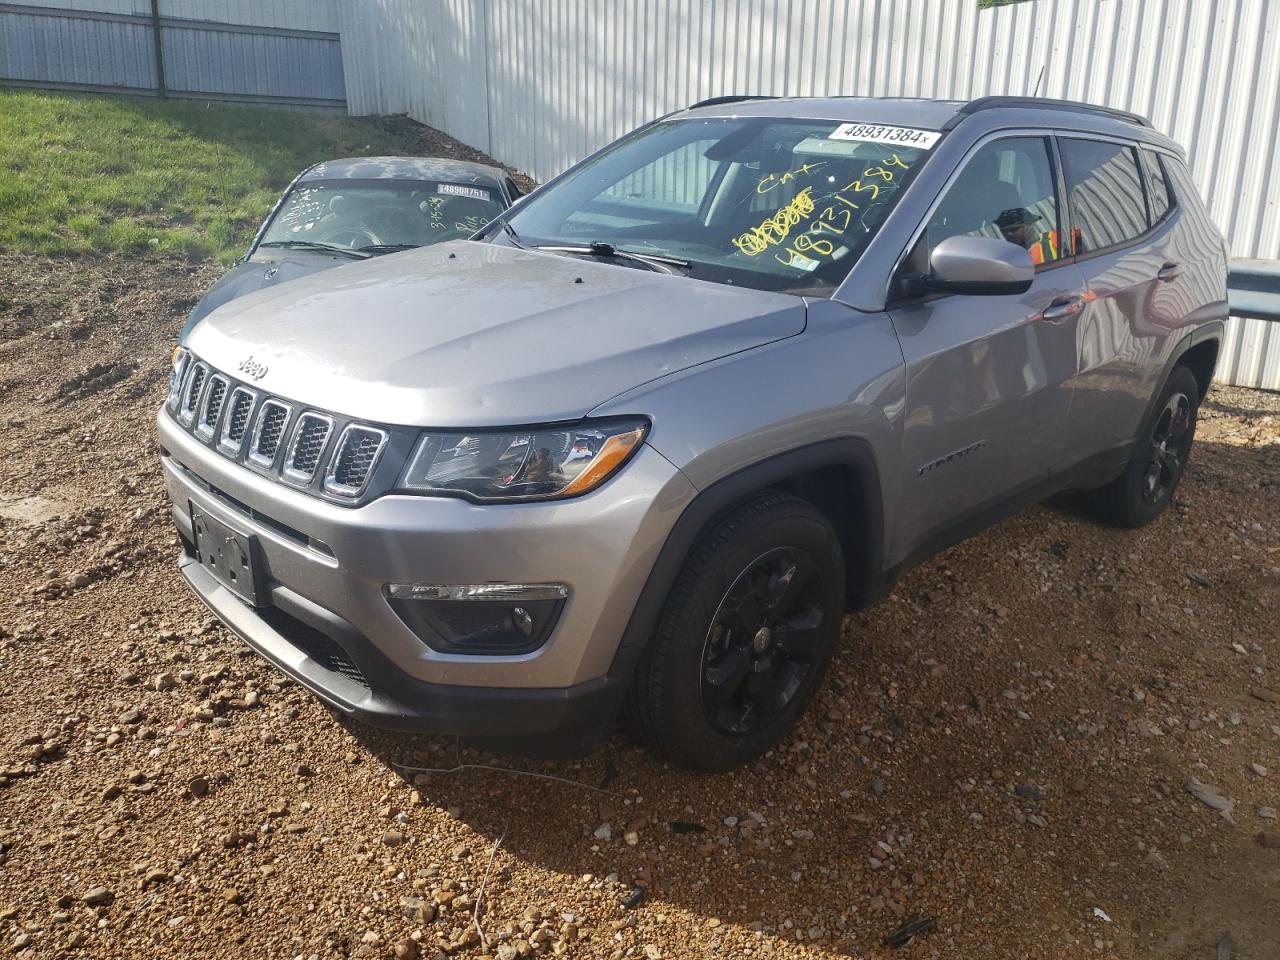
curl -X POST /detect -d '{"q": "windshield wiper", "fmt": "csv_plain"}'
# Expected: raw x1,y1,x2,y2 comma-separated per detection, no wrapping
498,218,524,248
355,243,420,254
531,240,689,274
258,240,370,259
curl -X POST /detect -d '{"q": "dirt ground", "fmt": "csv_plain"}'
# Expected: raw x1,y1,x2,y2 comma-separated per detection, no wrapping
0,251,1277,960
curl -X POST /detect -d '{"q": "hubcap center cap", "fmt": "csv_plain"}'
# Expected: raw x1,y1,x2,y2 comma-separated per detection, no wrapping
752,626,773,653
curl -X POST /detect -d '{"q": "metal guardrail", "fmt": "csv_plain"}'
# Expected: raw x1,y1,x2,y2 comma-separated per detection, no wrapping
1229,258,1280,323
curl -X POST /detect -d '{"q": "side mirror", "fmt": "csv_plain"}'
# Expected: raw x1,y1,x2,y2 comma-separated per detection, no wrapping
927,235,1034,295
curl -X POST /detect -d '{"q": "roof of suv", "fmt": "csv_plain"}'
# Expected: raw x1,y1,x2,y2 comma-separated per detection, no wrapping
674,94,1180,153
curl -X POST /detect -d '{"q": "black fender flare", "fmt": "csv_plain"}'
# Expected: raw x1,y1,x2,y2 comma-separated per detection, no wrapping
1137,318,1223,435
601,437,886,691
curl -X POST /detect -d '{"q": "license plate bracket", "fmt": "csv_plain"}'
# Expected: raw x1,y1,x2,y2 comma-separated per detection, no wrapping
190,503,262,606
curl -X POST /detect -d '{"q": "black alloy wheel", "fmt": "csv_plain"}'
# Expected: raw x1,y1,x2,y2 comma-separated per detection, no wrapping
1083,364,1200,528
1141,390,1193,506
700,547,826,735
624,490,845,772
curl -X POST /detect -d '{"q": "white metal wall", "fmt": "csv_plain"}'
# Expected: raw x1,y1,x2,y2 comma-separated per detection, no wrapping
1,0,339,31
339,0,1280,389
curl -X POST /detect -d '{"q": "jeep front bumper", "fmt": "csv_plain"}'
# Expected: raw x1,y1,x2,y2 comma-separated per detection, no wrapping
157,410,694,738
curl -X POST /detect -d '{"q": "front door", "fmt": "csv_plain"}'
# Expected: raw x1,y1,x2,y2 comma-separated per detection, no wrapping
888,135,1090,564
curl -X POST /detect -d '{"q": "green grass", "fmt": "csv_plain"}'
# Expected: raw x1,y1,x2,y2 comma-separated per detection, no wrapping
0,90,429,262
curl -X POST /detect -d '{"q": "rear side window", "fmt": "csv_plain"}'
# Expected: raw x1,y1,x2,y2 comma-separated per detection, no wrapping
1141,150,1174,225
1059,138,1148,253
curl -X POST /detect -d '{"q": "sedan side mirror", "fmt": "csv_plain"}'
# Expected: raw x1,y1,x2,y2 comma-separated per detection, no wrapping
927,235,1034,295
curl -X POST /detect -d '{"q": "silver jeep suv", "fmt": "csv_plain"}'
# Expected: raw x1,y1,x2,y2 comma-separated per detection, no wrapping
158,96,1227,771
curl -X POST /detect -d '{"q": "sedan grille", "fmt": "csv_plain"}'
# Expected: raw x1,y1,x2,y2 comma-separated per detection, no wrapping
166,355,392,504
283,413,333,483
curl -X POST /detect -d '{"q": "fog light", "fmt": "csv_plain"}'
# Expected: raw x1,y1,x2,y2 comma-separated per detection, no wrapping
385,582,568,655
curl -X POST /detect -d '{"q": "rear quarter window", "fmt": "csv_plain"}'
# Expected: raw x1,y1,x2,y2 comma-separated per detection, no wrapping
1141,149,1175,225
1059,138,1148,253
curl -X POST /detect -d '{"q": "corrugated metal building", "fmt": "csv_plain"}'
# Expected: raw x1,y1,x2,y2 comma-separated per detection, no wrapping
0,0,344,107
337,0,1280,390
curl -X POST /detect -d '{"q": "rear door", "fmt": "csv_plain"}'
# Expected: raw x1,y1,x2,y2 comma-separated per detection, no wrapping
1056,136,1180,458
887,134,1091,561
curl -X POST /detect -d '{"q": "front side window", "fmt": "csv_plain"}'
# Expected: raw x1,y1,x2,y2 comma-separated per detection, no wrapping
503,117,939,295
928,136,1065,267
259,179,505,252
1059,139,1148,253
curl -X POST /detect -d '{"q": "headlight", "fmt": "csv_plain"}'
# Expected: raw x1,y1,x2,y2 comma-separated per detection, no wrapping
166,347,190,412
400,417,648,501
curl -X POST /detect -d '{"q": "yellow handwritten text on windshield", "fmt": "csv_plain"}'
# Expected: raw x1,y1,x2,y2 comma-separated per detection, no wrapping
756,162,828,194
732,187,817,256
770,153,914,269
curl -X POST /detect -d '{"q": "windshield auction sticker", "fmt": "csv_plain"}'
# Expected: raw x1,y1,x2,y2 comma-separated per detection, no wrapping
828,123,940,149
438,183,491,201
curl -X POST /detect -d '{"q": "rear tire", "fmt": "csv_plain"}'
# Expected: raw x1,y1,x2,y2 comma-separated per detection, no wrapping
1085,365,1200,528
625,491,845,772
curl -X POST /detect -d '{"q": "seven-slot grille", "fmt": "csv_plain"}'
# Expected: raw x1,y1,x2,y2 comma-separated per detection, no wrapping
325,425,389,496
170,356,389,500
283,413,334,484
195,374,229,439
178,362,208,425
249,399,290,467
217,387,256,455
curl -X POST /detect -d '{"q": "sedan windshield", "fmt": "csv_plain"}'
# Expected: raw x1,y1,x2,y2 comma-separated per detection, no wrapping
259,179,505,252
503,117,937,295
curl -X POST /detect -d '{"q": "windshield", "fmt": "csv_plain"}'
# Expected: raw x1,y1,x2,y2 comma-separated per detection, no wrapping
503,117,937,295
258,178,505,252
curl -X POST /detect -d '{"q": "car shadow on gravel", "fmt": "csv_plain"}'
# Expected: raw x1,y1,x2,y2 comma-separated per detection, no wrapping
333,407,1278,957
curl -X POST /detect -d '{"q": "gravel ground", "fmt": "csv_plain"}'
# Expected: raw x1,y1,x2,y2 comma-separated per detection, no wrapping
0,251,1277,960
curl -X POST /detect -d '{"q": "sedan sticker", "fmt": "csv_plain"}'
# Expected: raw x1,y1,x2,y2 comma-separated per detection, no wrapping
828,123,941,149
438,183,492,201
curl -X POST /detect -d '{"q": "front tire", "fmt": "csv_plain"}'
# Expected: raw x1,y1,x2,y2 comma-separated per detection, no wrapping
625,491,845,772
1086,365,1200,528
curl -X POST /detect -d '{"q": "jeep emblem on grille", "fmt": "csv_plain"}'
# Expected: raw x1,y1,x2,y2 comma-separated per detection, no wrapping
237,356,269,381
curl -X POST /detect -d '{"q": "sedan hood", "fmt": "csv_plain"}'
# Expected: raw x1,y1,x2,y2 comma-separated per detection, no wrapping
186,240,806,427
180,248,362,342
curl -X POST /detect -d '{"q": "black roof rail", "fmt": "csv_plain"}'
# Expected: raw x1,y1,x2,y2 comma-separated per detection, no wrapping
950,95,1151,128
686,94,777,111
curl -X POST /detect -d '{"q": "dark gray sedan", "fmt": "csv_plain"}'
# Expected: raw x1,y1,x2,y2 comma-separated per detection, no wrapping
180,157,519,340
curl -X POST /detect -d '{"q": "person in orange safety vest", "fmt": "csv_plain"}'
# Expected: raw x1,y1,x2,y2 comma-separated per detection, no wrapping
994,207,1063,265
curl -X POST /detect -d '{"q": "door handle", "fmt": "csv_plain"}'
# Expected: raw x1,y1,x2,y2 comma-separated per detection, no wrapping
1157,262,1183,282
1040,295,1084,324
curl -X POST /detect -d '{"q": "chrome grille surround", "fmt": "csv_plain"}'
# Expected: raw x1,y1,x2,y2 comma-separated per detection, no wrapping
178,361,209,426
248,399,291,469
165,354,396,505
195,374,229,440
324,424,389,498
282,412,334,485
217,386,257,456
166,348,190,413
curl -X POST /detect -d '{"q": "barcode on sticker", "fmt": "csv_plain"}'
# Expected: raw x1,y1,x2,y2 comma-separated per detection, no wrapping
438,183,491,201
828,123,941,149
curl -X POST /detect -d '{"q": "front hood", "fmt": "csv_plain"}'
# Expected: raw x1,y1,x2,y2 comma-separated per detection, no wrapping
187,240,806,427
180,249,357,342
